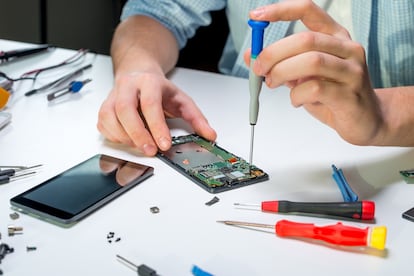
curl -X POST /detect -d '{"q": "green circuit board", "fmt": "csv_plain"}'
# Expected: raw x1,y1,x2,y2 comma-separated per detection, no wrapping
158,134,269,193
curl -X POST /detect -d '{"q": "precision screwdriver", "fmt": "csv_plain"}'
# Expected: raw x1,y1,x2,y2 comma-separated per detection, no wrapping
234,200,375,220
0,171,36,185
248,19,269,166
218,219,387,250
116,254,159,276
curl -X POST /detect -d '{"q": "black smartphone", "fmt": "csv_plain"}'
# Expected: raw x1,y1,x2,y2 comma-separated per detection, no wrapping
402,206,414,222
157,134,269,193
10,154,154,227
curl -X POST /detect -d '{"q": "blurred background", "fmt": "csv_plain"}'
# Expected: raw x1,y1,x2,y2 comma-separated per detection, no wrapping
0,0,229,73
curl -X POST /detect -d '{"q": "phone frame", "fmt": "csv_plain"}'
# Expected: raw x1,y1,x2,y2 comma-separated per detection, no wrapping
157,134,269,193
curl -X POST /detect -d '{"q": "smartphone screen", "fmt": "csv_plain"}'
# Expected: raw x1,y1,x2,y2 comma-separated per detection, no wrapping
10,154,154,226
157,134,269,193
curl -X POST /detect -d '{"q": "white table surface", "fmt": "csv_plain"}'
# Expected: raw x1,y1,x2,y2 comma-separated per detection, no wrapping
1,39,414,275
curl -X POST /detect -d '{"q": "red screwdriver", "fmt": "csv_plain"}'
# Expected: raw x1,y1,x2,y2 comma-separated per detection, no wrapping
218,219,387,250
234,200,375,220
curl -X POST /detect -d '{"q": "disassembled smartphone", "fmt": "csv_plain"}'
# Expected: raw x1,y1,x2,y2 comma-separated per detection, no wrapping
10,154,154,227
157,134,269,193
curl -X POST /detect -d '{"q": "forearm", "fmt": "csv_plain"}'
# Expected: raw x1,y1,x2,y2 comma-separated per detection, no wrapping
110,15,179,76
374,86,414,146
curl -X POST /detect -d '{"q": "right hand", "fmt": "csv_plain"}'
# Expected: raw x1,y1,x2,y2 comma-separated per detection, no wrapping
97,71,217,156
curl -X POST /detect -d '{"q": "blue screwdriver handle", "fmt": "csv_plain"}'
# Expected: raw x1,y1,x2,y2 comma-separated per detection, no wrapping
248,19,269,57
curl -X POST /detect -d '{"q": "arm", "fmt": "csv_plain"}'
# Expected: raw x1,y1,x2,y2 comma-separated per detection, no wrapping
111,15,178,76
97,15,216,156
246,0,414,147
373,86,414,146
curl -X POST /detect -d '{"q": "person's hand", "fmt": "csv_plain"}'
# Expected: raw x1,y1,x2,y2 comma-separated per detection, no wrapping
97,71,217,156
245,0,384,146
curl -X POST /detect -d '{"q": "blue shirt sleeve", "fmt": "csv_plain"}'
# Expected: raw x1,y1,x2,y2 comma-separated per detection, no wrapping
121,0,226,49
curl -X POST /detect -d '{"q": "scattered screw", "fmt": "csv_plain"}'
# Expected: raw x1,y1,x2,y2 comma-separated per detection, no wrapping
107,231,121,244
7,225,23,236
150,206,160,214
0,243,14,263
9,212,19,220
26,246,37,252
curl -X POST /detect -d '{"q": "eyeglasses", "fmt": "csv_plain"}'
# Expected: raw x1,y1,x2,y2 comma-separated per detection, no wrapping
0,48,91,109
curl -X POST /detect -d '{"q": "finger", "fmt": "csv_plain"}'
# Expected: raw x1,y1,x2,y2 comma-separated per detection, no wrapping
139,76,173,151
255,32,359,76
290,78,378,145
243,48,252,67
250,0,349,39
264,51,359,88
115,75,158,156
97,92,134,146
290,78,369,128
160,84,217,142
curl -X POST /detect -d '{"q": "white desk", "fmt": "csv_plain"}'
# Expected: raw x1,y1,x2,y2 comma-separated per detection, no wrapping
1,40,414,275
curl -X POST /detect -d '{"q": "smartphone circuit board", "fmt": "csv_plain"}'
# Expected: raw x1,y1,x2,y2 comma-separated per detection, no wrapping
157,134,269,193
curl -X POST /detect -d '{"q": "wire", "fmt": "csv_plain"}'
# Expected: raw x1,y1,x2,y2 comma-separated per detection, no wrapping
21,48,91,80
0,49,93,86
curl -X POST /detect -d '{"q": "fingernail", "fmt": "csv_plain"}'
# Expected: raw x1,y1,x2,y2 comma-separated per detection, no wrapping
251,7,265,18
142,143,157,156
158,137,170,151
265,76,272,87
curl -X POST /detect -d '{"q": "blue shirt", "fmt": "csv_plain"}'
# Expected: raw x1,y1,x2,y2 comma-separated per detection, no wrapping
122,0,414,88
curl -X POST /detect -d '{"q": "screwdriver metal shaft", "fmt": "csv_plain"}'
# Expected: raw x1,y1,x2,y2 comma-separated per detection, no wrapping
249,125,255,166
116,254,159,276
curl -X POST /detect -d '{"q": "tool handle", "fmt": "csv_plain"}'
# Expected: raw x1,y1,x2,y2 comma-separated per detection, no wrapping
275,220,386,249
248,20,269,57
0,45,51,61
0,175,10,185
0,169,15,177
262,200,375,220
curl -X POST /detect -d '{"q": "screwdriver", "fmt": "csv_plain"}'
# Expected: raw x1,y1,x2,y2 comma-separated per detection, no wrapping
248,19,269,166
0,171,36,185
0,164,42,177
234,200,375,220
116,254,159,276
47,78,92,101
218,219,387,250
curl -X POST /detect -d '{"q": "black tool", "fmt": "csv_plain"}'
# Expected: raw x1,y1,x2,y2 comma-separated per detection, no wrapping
0,45,53,63
116,254,159,276
235,200,375,220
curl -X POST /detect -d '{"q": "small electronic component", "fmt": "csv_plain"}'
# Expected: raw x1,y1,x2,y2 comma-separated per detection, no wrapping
7,225,23,236
205,196,220,206
400,168,414,183
158,134,269,193
150,206,160,214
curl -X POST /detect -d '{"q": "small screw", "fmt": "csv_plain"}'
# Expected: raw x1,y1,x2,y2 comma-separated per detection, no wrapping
9,212,19,220
150,206,160,214
26,246,37,252
8,225,23,236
